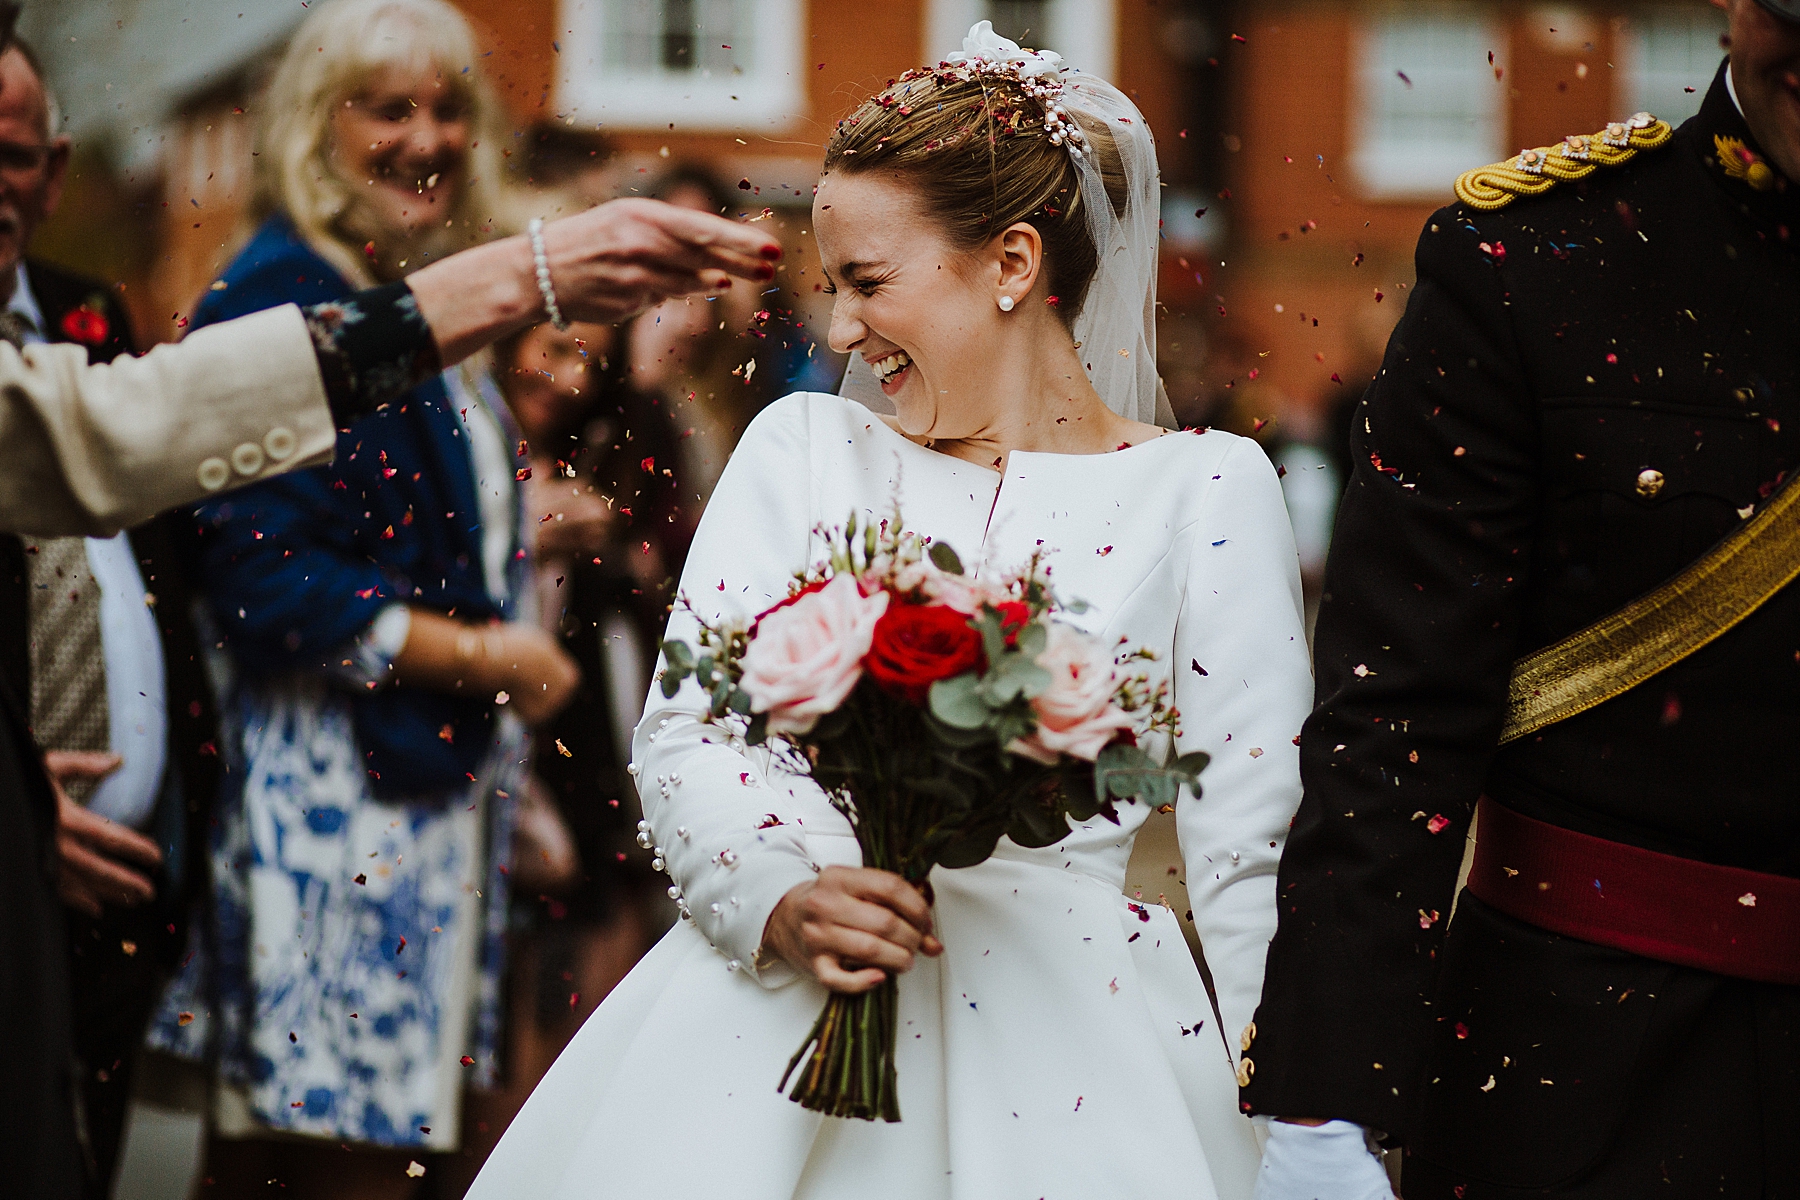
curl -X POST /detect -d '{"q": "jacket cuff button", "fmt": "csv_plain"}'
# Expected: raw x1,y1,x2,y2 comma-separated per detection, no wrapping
230,441,266,476
264,426,297,461
197,457,231,491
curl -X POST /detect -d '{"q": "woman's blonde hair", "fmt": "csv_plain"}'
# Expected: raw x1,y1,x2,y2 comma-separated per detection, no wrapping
253,0,511,287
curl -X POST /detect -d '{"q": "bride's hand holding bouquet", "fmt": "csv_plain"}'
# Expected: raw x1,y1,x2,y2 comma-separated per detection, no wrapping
657,509,1208,1121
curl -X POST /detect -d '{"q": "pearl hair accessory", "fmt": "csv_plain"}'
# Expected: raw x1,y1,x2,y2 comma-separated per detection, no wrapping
865,21,1088,164
526,217,569,331
940,22,1087,160
998,295,1015,312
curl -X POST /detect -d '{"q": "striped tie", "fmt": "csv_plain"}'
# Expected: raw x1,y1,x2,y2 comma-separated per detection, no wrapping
25,535,110,802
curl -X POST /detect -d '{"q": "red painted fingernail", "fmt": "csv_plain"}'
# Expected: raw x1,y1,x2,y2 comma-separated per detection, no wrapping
761,244,783,260
758,264,776,280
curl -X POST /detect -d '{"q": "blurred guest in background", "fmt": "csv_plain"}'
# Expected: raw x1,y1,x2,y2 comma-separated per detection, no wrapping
0,32,222,1199
628,165,778,506
430,315,692,1189
142,2,578,1195
1263,399,1344,624
512,122,616,207
502,317,689,755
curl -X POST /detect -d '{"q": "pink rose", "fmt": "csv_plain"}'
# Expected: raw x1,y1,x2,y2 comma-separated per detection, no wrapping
1008,623,1136,763
740,574,889,734
892,557,1009,614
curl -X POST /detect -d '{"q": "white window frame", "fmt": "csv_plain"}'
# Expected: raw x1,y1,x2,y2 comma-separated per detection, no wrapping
1349,9,1505,202
1618,5,1728,129
925,0,1116,80
557,0,806,132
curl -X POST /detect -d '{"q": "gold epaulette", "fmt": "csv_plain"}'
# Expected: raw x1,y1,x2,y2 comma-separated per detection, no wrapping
1454,113,1674,211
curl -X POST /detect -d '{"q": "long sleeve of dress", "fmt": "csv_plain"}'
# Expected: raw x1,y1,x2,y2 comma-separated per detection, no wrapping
1173,436,1314,1055
633,398,826,986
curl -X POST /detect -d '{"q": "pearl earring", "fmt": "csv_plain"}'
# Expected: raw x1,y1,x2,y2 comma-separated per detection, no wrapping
998,295,1015,312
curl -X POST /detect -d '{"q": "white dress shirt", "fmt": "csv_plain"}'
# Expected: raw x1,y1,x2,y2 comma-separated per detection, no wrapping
13,263,168,829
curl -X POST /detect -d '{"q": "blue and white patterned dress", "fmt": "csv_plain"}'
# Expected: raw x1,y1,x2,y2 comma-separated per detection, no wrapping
148,354,529,1151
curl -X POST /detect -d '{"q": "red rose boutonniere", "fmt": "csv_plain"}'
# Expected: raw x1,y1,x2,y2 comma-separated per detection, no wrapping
61,305,110,347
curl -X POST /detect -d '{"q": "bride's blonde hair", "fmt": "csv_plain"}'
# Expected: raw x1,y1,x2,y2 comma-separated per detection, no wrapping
822,69,1127,325
251,0,511,287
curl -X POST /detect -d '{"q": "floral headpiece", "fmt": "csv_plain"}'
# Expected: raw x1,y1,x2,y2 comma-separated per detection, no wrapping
923,21,1088,159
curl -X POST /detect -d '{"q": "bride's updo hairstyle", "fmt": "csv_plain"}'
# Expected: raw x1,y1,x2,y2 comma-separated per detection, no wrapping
822,63,1126,327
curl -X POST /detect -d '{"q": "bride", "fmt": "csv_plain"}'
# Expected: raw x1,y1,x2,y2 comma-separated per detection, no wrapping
469,24,1312,1200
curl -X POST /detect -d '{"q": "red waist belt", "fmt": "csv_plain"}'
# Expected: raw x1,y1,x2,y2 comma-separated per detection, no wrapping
1465,800,1800,987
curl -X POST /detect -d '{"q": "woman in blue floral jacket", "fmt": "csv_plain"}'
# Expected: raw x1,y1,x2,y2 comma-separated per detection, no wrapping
148,1,579,1191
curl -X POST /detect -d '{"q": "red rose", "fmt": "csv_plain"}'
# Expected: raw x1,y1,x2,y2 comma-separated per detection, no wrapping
60,306,109,346
994,600,1031,646
863,601,982,705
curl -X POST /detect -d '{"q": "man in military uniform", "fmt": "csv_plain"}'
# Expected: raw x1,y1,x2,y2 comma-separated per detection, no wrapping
1243,0,1800,1196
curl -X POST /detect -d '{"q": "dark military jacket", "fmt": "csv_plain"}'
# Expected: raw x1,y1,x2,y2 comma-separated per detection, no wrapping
1243,64,1799,1189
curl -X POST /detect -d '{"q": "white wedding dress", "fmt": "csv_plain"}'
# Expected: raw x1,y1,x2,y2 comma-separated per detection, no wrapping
468,393,1312,1200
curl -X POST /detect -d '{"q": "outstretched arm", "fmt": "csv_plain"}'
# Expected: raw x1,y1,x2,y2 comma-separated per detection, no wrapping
0,200,780,538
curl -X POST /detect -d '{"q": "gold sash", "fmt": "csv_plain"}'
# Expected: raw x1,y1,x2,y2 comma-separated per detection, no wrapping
1501,473,1800,743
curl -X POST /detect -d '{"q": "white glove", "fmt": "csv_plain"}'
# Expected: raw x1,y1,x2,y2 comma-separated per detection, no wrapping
1252,1120,1395,1200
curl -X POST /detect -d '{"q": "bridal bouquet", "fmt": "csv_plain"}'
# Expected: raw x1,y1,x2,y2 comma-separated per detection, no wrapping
658,509,1208,1122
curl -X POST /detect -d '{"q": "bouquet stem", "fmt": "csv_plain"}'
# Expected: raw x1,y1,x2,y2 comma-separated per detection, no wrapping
779,973,902,1121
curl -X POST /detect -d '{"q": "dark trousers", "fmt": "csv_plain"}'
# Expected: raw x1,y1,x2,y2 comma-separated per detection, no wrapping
0,700,83,1198
67,902,178,1198
1403,897,1800,1198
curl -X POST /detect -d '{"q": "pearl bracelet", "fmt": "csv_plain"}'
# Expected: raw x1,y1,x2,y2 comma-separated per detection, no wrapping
527,217,568,331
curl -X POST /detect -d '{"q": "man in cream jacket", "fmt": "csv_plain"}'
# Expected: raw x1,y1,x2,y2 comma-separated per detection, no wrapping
0,195,781,1197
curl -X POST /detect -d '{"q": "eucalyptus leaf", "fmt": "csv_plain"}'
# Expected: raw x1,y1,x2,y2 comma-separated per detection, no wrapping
1012,661,1052,700
933,822,1005,870
658,649,694,696
1007,800,1071,849
1062,771,1103,821
1014,621,1047,657
990,707,1037,751
1137,774,1178,807
1094,743,1155,805
924,709,995,748
1169,750,1212,797
928,674,990,730
928,541,965,576
973,611,1009,670
979,653,1050,704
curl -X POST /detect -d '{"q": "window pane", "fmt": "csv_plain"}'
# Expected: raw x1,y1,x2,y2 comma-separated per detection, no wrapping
1624,6,1726,126
985,0,1051,45
1353,10,1503,199
603,0,660,70
601,0,752,76
562,0,801,130
661,0,695,70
